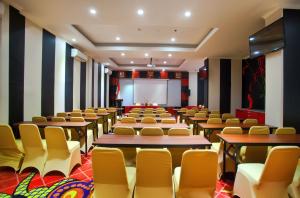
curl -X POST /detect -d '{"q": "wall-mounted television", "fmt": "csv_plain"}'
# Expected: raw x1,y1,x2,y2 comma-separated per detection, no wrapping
249,18,284,58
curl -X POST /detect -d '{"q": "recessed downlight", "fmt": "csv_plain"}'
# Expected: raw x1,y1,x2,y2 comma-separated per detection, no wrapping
90,8,97,15
171,37,176,42
144,53,149,57
184,11,191,18
130,61,134,64
72,38,77,42
168,53,172,57
121,52,125,56
115,36,121,41
137,9,144,16
163,61,167,64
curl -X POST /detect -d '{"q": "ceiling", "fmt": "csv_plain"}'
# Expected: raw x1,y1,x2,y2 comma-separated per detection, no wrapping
5,0,300,71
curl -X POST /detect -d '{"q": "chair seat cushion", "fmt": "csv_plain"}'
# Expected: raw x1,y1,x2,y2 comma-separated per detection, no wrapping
237,163,264,185
67,141,80,152
134,187,173,198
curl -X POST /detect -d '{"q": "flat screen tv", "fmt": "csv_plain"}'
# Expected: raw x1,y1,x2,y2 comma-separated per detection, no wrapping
249,18,284,58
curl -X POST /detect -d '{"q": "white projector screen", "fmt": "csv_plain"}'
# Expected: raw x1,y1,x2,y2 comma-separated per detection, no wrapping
134,79,167,105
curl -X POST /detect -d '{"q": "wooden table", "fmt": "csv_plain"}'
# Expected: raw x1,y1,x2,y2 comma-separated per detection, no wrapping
15,121,92,156
135,117,176,122
173,109,186,123
189,117,209,135
217,134,300,174
198,123,277,140
93,134,211,148
112,122,188,130
124,113,161,117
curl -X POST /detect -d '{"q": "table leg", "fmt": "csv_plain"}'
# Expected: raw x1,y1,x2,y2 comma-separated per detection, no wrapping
234,145,241,173
103,115,108,134
84,126,88,156
193,120,196,135
196,121,199,135
223,141,227,174
179,113,183,123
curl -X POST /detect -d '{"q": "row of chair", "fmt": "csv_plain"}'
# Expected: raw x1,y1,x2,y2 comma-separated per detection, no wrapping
0,124,81,177
121,117,176,124
127,112,172,118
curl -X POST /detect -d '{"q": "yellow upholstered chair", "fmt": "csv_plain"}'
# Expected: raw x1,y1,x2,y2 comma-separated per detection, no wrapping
168,128,190,170
121,117,136,123
72,109,81,112
186,110,196,116
243,118,258,125
141,117,157,124
0,124,24,171
207,118,222,124
210,110,220,114
161,119,176,124
57,112,67,117
130,109,140,113
135,149,173,198
127,113,139,118
140,127,164,136
32,116,47,138
19,124,47,174
234,146,300,198
51,117,70,140
191,107,199,113
198,110,208,115
240,126,270,163
69,117,94,152
97,109,107,113
195,112,206,118
157,109,166,114
160,113,172,118
225,118,240,125
174,150,218,198
114,127,137,166
85,112,97,117
85,109,95,113
144,109,153,114
288,160,300,198
43,127,81,177
209,114,220,118
275,127,296,135
222,113,234,120
180,108,188,112
70,112,82,117
157,107,165,111
143,114,156,118
92,147,136,198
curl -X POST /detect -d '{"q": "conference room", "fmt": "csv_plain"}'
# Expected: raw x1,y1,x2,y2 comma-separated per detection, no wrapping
0,0,300,197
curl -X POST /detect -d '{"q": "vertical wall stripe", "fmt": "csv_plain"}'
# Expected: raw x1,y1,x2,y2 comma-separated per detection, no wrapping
92,59,94,106
98,64,102,107
219,59,231,113
41,30,56,116
231,59,242,114
208,59,220,110
9,6,25,124
101,64,105,106
65,43,73,112
94,64,98,107
24,19,42,120
54,38,66,114
104,72,107,107
85,59,92,108
73,59,81,109
80,62,86,109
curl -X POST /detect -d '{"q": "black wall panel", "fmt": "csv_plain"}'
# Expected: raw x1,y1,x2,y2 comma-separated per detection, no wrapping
220,59,231,113
80,62,86,109
65,44,74,112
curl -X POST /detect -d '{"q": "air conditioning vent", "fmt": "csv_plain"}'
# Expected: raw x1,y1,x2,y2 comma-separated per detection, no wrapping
71,49,88,62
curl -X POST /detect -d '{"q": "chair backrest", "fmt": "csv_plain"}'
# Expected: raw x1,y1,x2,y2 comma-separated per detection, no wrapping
92,147,128,186
136,149,172,187
57,112,67,117
186,110,196,116
191,107,199,112
127,113,139,118
143,111,153,114
120,117,136,123
160,113,171,118
221,113,234,120
131,109,140,113
210,110,220,114
97,109,107,113
209,114,220,118
114,127,135,135
143,114,156,118
70,117,85,122
157,110,166,114
225,118,240,125
32,116,47,122
19,124,44,150
168,128,190,136
161,119,176,124
275,127,296,135
243,118,258,125
179,150,218,190
0,124,20,150
259,146,300,185
85,109,95,113
249,126,270,135
222,127,243,134
194,112,207,118
85,113,97,117
207,118,222,124
51,117,66,122
180,108,187,112
141,117,157,124
70,112,82,117
72,109,81,112
45,127,69,152
140,127,163,136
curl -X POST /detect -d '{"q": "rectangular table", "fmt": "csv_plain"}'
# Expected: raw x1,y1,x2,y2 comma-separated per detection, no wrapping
112,122,188,130
217,134,300,174
124,113,162,117
15,121,92,156
135,117,176,122
189,117,209,135
93,134,211,148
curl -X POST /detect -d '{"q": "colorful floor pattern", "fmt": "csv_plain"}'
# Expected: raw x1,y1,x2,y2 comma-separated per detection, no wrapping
0,152,233,198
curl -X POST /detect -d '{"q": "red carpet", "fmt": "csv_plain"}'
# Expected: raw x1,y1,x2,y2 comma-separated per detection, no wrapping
0,152,233,197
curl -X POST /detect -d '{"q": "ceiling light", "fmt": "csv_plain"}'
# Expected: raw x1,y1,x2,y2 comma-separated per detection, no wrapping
253,51,260,55
130,61,134,64
90,8,97,15
171,37,176,42
163,61,167,64
249,37,255,41
121,52,125,56
184,11,191,18
103,62,110,66
115,36,121,41
72,38,76,42
144,53,149,57
137,9,144,16
168,53,172,57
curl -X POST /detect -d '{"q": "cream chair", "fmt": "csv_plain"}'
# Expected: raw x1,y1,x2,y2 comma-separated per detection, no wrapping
19,124,47,174
51,117,70,140
234,146,300,198
157,109,166,114
179,108,188,112
97,109,107,113
174,150,218,198
209,114,220,118
43,127,81,177
85,109,95,113
275,127,296,135
72,109,82,112
160,113,172,118
161,119,176,124
57,112,67,117
168,128,190,170
288,160,300,198
32,116,47,138
130,109,141,113
114,127,137,166
194,112,206,118
222,113,234,120
210,110,220,114
85,112,97,117
225,118,240,125
141,117,157,124
143,114,156,118
186,109,196,116
127,113,139,118
140,127,164,136
243,118,258,125
70,112,82,117
121,117,136,123
240,126,270,163
92,147,136,198
0,124,24,171
135,149,173,198
207,118,222,124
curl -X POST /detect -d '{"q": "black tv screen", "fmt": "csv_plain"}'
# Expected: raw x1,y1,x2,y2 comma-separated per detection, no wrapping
249,18,284,58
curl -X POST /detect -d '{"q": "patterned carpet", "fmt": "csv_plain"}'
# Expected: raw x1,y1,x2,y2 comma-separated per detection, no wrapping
0,152,233,198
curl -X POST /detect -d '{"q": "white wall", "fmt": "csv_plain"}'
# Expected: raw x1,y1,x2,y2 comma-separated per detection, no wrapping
100,64,105,107
265,50,284,127
73,59,81,109
208,59,220,110
85,58,92,108
93,63,98,107
106,74,110,107
188,72,198,106
231,59,242,114
24,19,42,120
